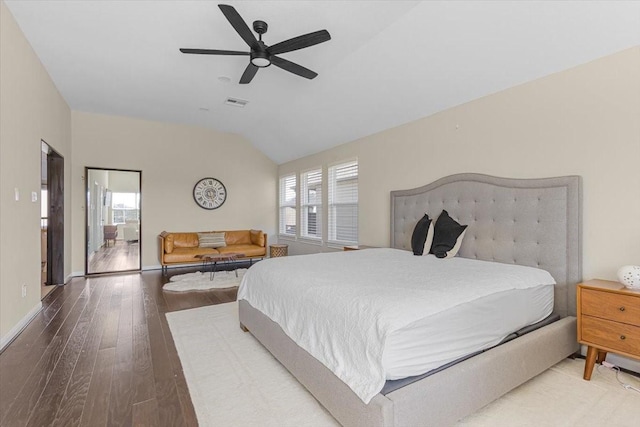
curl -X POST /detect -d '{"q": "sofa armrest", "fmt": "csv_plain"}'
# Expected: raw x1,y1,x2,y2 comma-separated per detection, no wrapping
159,231,169,265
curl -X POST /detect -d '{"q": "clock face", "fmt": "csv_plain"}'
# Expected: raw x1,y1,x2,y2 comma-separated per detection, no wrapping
193,178,227,210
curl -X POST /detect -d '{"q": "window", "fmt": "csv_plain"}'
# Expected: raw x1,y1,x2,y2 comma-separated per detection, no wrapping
112,192,139,224
279,174,297,236
328,160,358,244
301,168,322,239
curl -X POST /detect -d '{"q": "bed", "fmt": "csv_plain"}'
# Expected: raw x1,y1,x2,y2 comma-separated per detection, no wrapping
238,173,582,426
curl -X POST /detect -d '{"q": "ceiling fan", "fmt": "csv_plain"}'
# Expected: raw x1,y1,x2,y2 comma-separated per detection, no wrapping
180,4,331,84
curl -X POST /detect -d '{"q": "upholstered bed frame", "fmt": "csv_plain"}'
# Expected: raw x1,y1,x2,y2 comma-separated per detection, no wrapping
239,173,582,426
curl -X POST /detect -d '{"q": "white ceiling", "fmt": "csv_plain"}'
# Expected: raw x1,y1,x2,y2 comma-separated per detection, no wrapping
6,1,640,164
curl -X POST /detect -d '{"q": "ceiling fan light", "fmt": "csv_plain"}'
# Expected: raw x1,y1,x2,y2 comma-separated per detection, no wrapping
250,51,271,67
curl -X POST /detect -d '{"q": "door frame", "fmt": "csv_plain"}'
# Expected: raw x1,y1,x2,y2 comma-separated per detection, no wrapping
84,167,142,275
43,140,64,286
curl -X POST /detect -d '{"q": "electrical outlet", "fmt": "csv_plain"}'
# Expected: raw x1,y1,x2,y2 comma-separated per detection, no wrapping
31,191,38,202
21,284,27,298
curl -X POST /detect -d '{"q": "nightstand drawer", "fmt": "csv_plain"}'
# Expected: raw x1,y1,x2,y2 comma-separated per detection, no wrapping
581,316,640,356
581,289,640,326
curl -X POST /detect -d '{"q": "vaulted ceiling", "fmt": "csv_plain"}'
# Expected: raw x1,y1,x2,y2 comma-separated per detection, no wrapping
6,1,640,163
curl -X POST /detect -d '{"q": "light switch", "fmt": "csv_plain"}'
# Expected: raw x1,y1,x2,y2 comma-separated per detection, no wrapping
14,188,19,201
32,192,38,202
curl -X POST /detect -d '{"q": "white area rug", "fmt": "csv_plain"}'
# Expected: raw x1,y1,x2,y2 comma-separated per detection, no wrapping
163,269,246,291
166,302,640,427
166,302,338,427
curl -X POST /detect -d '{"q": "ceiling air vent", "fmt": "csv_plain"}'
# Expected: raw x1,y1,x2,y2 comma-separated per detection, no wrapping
224,97,248,108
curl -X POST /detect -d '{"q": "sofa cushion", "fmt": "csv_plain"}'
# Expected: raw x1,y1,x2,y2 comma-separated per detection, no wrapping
172,233,200,249
224,230,251,245
163,247,220,263
217,244,266,257
250,229,265,247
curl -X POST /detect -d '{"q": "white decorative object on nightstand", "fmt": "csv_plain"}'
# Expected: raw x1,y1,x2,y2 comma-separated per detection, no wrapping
617,265,640,289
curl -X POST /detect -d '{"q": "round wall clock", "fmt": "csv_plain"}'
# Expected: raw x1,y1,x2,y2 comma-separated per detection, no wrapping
193,177,227,210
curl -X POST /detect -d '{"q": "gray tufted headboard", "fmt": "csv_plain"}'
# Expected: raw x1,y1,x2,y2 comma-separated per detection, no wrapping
390,173,582,317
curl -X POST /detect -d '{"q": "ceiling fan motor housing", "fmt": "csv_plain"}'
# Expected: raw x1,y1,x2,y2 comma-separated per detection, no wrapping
253,20,268,35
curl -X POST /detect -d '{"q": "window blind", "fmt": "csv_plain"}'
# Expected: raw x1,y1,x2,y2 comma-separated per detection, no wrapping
328,160,358,244
111,192,140,225
300,168,322,239
279,174,297,236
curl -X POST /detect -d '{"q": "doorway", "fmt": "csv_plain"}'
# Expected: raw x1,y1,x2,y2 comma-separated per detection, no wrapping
41,141,64,298
85,167,141,275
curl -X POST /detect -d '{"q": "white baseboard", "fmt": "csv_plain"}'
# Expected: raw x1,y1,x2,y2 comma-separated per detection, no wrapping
0,302,43,352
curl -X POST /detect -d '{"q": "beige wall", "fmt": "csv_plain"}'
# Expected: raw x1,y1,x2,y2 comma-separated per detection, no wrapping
280,47,640,280
0,1,72,339
71,111,278,272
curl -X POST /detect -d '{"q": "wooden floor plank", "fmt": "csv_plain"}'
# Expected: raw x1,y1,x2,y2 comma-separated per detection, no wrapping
51,280,114,427
131,275,155,405
79,348,116,427
107,275,135,427
99,278,124,350
132,398,160,427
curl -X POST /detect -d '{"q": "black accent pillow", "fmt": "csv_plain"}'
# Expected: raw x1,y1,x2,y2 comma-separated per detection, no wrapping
411,214,433,255
430,210,467,258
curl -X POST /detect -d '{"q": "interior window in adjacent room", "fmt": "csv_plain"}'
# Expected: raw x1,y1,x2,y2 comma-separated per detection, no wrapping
112,192,139,224
300,168,322,240
279,174,297,237
328,159,358,245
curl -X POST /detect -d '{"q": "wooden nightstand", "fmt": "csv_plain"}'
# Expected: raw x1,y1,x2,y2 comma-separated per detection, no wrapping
577,279,640,380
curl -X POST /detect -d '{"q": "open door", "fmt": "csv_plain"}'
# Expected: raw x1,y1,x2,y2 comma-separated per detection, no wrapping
85,167,141,275
41,141,64,290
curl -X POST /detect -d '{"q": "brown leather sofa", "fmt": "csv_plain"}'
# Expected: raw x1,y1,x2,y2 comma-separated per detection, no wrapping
158,230,267,274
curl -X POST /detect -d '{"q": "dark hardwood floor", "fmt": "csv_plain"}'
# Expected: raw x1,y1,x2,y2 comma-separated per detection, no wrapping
88,241,140,274
0,267,238,426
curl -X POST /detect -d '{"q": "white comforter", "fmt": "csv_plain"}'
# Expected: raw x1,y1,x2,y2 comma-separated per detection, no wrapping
236,248,555,403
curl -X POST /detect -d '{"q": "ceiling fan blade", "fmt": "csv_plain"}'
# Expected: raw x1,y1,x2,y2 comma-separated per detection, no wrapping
239,63,259,84
270,56,318,80
180,48,249,56
218,4,259,50
268,30,331,55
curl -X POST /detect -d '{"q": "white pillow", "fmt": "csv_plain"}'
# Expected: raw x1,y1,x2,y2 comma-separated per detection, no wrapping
422,222,435,256
443,229,466,258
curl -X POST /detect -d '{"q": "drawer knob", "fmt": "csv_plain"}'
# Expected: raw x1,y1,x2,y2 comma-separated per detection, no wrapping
619,306,625,312
620,335,626,340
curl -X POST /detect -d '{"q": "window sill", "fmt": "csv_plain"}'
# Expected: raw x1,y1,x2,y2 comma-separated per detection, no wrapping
278,234,297,241
298,237,323,246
